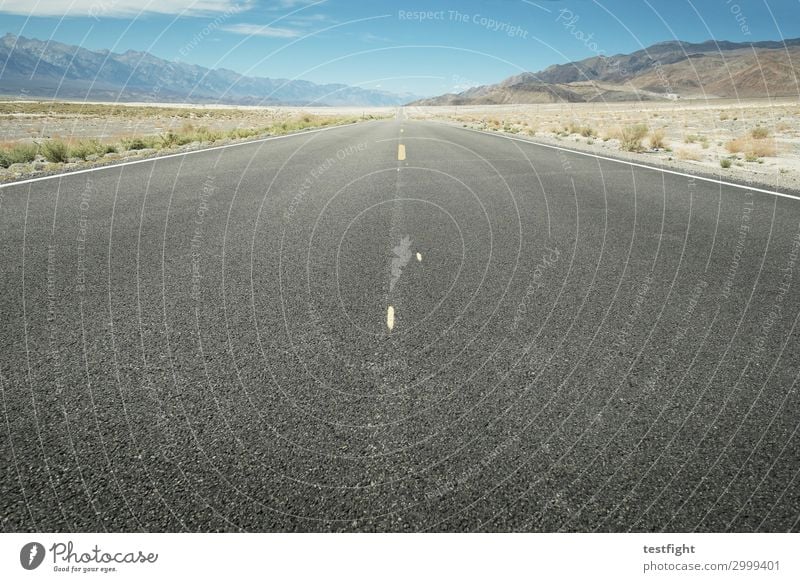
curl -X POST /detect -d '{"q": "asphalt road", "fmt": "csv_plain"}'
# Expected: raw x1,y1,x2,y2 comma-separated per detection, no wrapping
1,114,799,532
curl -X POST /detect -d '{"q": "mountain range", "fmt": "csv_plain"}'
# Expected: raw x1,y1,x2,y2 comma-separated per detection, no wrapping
412,38,800,105
0,33,418,107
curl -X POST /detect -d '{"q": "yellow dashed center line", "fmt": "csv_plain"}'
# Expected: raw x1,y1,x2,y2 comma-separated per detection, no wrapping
397,144,406,161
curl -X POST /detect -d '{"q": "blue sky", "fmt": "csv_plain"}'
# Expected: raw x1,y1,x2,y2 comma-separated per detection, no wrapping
2,0,799,96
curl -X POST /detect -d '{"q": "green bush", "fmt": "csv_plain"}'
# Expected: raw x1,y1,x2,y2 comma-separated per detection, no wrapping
122,137,148,150
0,142,39,167
159,132,180,148
70,139,103,160
121,136,159,150
41,140,70,163
720,158,732,168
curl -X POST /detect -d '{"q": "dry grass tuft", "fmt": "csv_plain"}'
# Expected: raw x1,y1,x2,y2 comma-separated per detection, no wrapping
620,124,649,152
726,137,777,158
649,129,666,149
676,147,702,161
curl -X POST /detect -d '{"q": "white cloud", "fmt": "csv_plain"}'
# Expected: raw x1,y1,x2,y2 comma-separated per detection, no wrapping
220,23,303,38
273,0,325,8
0,0,250,18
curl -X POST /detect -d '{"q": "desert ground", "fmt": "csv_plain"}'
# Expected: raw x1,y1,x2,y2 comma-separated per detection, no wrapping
0,100,391,182
408,98,800,191
2,98,799,191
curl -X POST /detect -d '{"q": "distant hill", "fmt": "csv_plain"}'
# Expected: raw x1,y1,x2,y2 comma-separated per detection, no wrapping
411,38,800,105
0,33,418,107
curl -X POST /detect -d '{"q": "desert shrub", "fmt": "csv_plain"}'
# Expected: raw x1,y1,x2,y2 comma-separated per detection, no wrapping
720,158,732,168
750,126,769,139
726,139,745,154
0,142,39,166
601,128,618,142
70,139,103,160
41,139,70,163
228,127,260,140
121,137,150,150
620,124,648,152
649,129,666,149
749,139,777,157
159,132,180,148
726,137,776,158
580,125,596,138
684,134,701,144
676,147,701,161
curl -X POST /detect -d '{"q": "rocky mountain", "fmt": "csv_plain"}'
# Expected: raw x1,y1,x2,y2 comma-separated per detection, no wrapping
0,33,417,106
412,38,800,105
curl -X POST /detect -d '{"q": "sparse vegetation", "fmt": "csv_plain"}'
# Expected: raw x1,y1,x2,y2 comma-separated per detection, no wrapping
649,129,666,149
720,158,732,168
726,136,777,158
0,106,370,180
753,141,776,157
40,139,70,163
121,137,155,150
726,138,745,154
620,124,648,152
750,126,770,139
0,142,39,167
676,148,702,161
70,139,104,160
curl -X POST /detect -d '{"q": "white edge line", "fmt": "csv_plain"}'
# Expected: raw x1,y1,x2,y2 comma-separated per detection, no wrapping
448,123,800,202
0,119,381,189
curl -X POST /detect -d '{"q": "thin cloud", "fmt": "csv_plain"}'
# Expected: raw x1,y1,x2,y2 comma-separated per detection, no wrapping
273,0,326,8
220,23,303,38
0,0,250,18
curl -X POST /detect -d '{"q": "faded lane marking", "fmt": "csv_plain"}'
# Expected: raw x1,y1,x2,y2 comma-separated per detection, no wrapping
398,144,406,161
387,306,395,330
416,252,422,262
390,235,413,292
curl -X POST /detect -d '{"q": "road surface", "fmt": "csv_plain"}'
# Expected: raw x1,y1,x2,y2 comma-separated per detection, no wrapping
1,114,799,532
